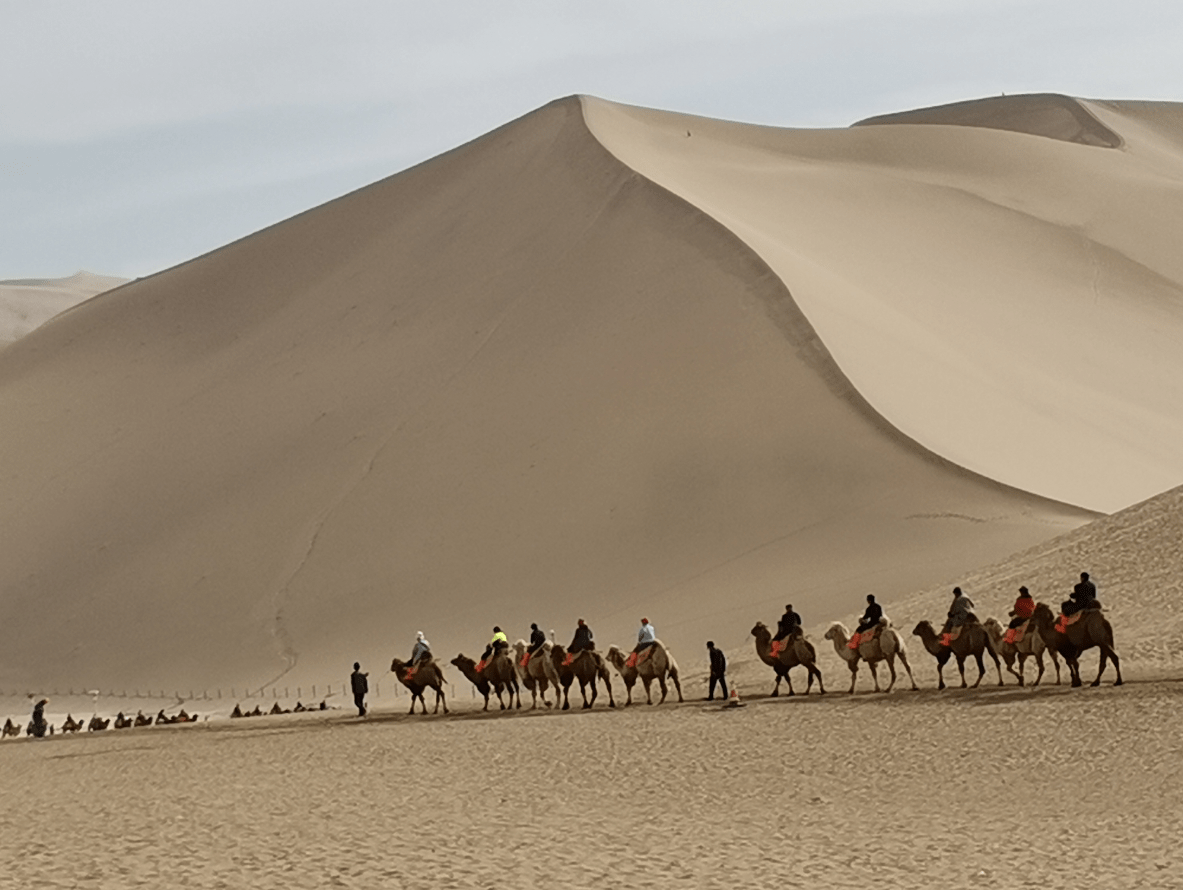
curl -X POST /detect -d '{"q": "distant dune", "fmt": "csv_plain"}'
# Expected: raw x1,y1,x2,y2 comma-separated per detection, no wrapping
0,272,128,347
0,94,1177,696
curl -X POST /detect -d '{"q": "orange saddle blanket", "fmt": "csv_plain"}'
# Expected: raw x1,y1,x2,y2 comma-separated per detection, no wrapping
1055,612,1084,634
625,648,653,669
1003,620,1030,645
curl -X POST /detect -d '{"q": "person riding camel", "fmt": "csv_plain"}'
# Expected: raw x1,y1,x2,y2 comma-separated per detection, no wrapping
627,618,657,668
1058,572,1100,631
29,698,49,738
848,594,883,649
771,604,802,657
408,631,432,674
564,618,594,665
479,626,509,670
941,587,976,646
1004,586,1036,644
523,622,547,666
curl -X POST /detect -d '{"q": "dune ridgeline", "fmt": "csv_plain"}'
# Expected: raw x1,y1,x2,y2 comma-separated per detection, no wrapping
0,94,1178,695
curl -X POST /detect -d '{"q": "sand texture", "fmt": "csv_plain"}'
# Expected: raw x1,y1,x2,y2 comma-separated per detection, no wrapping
0,271,127,347
0,93,1178,713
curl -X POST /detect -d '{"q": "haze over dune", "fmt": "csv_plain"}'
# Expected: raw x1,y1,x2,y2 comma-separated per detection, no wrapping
0,272,128,348
0,94,1177,696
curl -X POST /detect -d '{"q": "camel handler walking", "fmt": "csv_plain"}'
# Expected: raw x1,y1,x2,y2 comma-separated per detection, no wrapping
706,641,728,701
350,662,369,717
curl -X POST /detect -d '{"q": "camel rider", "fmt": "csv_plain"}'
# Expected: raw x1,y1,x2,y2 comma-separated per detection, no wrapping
1062,571,1099,616
409,631,431,666
1004,586,1036,644
481,626,509,665
773,604,802,642
848,594,883,649
30,698,48,738
527,622,547,654
941,587,976,646
633,618,657,654
567,618,594,654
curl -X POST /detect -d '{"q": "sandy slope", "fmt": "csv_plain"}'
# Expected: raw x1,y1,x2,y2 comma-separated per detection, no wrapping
0,271,127,347
0,95,1176,698
584,94,1181,513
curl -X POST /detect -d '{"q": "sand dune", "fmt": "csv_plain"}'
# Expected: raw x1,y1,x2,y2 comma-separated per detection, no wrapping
0,94,1177,699
0,271,128,347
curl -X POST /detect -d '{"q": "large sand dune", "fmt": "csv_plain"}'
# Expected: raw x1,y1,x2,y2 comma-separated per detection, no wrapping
0,95,1177,696
0,271,127,348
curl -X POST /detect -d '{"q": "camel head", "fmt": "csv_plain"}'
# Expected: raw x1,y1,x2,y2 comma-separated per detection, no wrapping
750,622,770,641
511,639,526,655
912,620,933,637
1032,602,1055,625
390,657,404,672
450,654,475,672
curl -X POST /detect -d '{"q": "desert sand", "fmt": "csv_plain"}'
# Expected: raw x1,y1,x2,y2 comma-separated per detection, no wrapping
0,271,127,348
0,92,1179,886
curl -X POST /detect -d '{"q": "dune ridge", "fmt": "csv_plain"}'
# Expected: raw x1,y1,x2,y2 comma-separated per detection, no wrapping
0,271,128,347
0,95,1175,697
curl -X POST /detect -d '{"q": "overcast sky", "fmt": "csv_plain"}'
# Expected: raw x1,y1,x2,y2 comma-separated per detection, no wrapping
3,1,1180,280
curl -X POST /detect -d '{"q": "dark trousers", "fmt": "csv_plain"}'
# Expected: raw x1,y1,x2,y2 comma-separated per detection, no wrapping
353,693,366,717
708,674,728,700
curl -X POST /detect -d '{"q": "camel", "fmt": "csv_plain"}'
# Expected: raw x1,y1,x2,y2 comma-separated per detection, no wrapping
478,646,521,710
549,647,616,710
1030,602,1122,688
230,704,245,718
912,619,1003,689
511,639,562,710
247,705,264,717
268,702,291,716
113,711,133,729
605,642,684,705
155,709,173,725
133,710,153,727
450,654,495,711
983,616,1061,687
60,714,84,733
176,709,198,723
87,715,110,732
750,622,826,695
823,620,918,694
2,718,20,738
390,656,450,715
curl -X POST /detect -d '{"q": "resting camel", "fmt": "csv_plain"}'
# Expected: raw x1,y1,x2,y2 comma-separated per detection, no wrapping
450,654,495,711
87,715,110,732
479,646,521,710
268,702,291,716
230,704,245,718
176,709,198,723
60,714,85,733
750,622,825,695
549,647,616,711
133,710,153,727
605,642,684,706
511,639,562,710
1030,602,1122,688
113,711,134,729
912,619,1003,690
247,705,263,717
983,616,1061,687
823,620,917,694
155,709,174,725
2,718,21,738
390,656,450,715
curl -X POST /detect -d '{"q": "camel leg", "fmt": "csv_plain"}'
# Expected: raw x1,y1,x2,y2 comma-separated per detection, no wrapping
642,677,654,705
1050,650,1062,686
846,663,858,694
1030,652,1043,688
884,658,897,693
988,648,1004,687
623,679,635,707
897,650,918,691
784,669,795,697
657,675,668,705
956,655,969,688
561,682,571,711
813,666,825,694
513,678,522,709
970,653,986,689
1091,646,1122,687
669,668,683,703
868,661,881,693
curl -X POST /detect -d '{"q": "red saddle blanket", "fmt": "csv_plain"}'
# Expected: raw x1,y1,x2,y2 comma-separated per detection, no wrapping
1003,620,1030,645
519,653,531,668
475,659,487,673
847,628,879,650
1055,612,1085,634
625,648,653,669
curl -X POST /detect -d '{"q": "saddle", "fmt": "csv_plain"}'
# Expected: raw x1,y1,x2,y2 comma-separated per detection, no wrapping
626,647,654,669
519,653,531,668
772,632,802,657
1003,619,1030,645
1055,612,1084,634
847,625,880,651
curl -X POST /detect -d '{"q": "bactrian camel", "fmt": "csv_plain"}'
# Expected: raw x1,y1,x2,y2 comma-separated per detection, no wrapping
549,647,616,710
511,639,562,710
912,619,1003,690
390,656,450,715
1030,602,1122,688
983,615,1061,687
605,641,684,706
750,621,825,696
823,620,918,693
450,654,494,711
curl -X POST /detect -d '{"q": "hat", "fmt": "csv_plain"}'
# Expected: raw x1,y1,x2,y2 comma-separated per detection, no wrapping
416,631,424,640
641,617,649,624
577,618,585,625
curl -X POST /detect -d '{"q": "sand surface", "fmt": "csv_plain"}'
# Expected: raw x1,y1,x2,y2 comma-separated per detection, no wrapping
0,271,127,347
1,679,1178,889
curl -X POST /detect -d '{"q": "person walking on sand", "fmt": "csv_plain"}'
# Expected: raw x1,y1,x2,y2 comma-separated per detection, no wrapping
706,641,728,701
350,663,369,717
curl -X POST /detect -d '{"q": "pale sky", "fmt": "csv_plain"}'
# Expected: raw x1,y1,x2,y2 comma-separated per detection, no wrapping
2,0,1180,279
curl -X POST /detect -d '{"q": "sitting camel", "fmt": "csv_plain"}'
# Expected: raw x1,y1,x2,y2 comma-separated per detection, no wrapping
511,639,562,710
1030,602,1121,688
450,654,495,711
230,704,245,718
176,709,198,723
823,620,917,694
390,656,450,715
477,646,521,711
60,714,84,733
605,642,684,706
268,702,290,716
113,711,134,729
155,709,174,725
2,717,21,738
983,616,1060,687
87,715,110,732
246,705,264,717
912,619,1003,690
133,710,153,727
750,622,825,696
549,646,616,710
